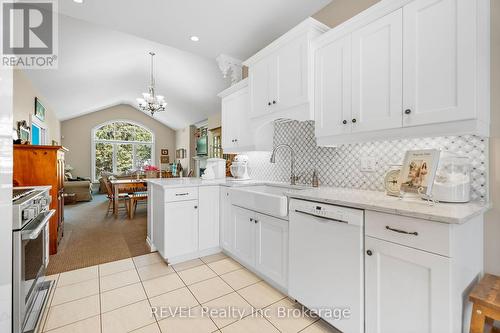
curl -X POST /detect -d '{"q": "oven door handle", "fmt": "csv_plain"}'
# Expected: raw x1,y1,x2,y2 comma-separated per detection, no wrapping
22,210,55,241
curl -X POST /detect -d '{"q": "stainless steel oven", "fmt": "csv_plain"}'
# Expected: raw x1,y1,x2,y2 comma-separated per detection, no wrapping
12,187,53,333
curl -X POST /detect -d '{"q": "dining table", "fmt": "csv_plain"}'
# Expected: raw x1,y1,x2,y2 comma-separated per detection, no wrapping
109,178,148,217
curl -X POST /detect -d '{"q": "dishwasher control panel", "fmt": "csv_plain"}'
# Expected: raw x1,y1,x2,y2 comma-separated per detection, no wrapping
289,199,364,226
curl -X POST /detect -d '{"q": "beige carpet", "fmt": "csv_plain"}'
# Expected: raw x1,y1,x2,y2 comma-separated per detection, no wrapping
46,194,150,275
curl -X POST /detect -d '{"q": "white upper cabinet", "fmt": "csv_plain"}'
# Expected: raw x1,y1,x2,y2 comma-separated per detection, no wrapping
314,0,489,146
314,34,352,138
244,18,329,123
402,0,476,126
351,9,403,133
219,79,251,153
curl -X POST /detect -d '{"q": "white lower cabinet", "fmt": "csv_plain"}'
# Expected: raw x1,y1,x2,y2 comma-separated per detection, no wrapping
255,213,289,289
165,200,199,260
232,205,256,267
219,187,234,252
198,186,219,251
228,205,289,290
365,236,451,333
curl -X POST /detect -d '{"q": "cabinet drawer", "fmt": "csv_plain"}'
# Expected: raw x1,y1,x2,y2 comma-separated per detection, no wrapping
165,187,198,202
365,211,451,257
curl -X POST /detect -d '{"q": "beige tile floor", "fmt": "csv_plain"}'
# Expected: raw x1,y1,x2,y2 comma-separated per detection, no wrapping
41,252,341,333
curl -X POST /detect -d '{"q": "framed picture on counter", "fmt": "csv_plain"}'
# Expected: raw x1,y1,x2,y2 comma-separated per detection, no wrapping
399,149,440,196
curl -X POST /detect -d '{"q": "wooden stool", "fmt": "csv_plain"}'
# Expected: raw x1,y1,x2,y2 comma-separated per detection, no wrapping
469,274,500,333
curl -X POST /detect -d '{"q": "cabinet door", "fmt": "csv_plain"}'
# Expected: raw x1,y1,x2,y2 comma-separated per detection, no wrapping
314,35,352,137
221,95,238,150
365,237,451,333
221,86,249,150
165,200,199,259
231,206,255,266
249,57,271,118
219,188,234,253
402,0,476,126
255,214,288,288
275,37,308,111
351,9,403,133
198,186,219,251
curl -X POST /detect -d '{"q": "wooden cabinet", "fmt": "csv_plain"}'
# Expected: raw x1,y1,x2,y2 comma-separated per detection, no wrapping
227,205,289,289
164,200,199,259
402,0,476,126
255,213,288,288
219,79,250,153
314,0,489,145
219,187,234,252
13,145,66,254
244,18,328,122
365,236,451,333
198,186,219,251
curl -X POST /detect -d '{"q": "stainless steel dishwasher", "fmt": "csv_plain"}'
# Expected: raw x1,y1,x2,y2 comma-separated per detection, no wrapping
289,198,364,333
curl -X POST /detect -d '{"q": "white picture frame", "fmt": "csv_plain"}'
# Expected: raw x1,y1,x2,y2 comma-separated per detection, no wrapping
399,149,441,197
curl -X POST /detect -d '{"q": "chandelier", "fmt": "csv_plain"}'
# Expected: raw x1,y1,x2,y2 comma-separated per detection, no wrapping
136,52,167,116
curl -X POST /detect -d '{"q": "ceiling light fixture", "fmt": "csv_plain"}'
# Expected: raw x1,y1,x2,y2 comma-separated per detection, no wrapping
136,52,167,117
190,36,200,42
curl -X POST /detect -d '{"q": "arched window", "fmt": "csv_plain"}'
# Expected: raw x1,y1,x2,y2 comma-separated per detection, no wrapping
92,120,154,181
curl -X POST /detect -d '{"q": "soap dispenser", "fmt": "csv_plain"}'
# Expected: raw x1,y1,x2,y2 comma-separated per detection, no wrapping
312,169,319,187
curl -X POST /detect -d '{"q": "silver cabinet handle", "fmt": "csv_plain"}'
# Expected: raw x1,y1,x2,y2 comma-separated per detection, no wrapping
175,193,189,196
385,225,418,236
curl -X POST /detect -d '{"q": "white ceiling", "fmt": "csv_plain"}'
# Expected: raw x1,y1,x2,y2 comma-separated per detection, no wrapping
24,0,331,130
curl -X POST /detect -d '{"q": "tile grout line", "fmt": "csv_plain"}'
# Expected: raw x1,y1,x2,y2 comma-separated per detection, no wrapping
132,256,164,332
98,265,103,333
173,261,221,331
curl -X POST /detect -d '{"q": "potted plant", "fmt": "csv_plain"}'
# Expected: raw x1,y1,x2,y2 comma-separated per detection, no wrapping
144,165,159,179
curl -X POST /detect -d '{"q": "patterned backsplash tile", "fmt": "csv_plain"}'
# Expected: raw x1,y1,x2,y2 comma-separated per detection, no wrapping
243,120,488,201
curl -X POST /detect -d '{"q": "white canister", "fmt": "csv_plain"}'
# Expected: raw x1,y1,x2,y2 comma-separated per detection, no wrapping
432,153,471,203
206,158,226,179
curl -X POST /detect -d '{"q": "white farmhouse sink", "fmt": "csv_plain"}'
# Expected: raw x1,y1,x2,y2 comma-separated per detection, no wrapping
229,184,305,218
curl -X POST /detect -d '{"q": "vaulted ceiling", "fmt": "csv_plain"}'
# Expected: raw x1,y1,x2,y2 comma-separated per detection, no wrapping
24,0,331,129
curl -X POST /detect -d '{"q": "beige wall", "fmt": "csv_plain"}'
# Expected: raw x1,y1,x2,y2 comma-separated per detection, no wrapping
13,70,61,144
314,0,500,274
61,104,176,179
313,0,381,28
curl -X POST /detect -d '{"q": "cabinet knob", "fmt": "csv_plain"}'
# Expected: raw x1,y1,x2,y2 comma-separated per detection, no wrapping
234,139,238,142
352,119,357,123
194,206,198,209
366,250,373,256
254,219,258,224
342,120,347,125
268,102,272,106
250,218,254,222
273,100,276,104
404,109,412,115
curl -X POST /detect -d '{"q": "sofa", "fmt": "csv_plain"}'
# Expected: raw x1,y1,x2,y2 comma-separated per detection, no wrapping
64,173,93,202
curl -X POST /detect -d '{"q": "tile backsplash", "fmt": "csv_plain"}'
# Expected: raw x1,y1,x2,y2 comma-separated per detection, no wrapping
244,120,488,201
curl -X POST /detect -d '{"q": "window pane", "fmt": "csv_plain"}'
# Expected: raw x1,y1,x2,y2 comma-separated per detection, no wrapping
135,126,152,142
135,144,152,169
95,124,114,140
95,142,113,179
116,144,133,174
114,122,136,141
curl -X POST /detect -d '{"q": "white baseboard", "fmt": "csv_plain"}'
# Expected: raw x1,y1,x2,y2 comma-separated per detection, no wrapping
146,237,157,252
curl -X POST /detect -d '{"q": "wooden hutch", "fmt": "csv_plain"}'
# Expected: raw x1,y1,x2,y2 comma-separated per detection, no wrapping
13,145,67,254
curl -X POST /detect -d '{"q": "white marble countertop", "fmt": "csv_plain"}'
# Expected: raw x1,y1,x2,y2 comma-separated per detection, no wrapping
285,187,490,224
146,177,489,224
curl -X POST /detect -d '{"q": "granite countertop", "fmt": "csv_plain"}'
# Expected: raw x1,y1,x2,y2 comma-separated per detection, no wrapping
146,177,266,188
146,178,489,224
285,187,490,224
